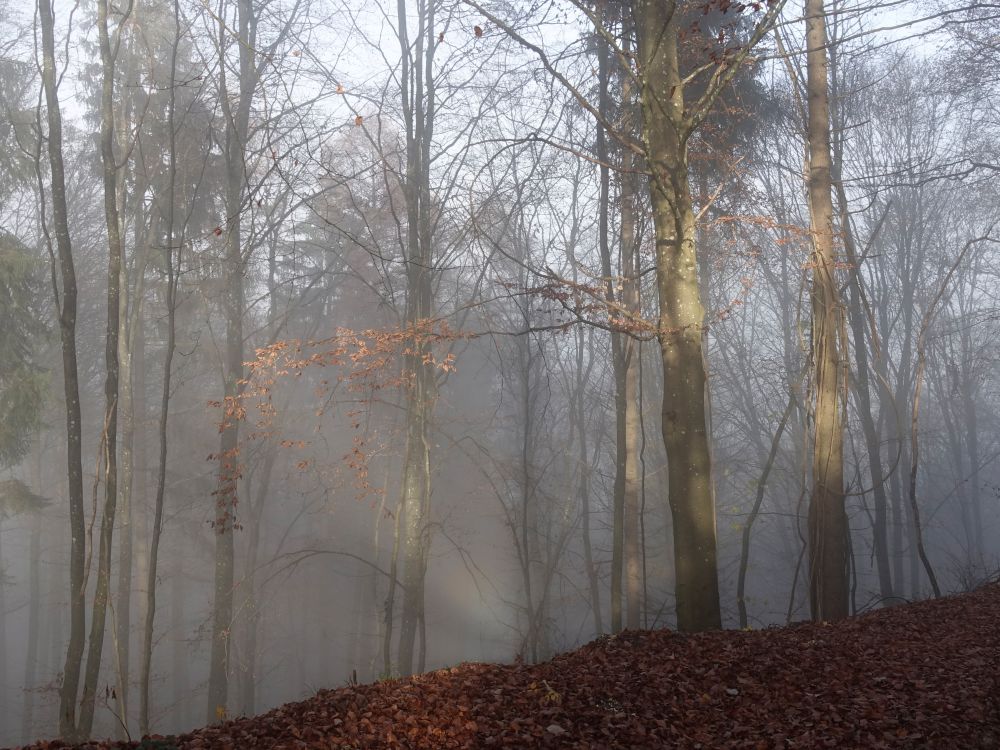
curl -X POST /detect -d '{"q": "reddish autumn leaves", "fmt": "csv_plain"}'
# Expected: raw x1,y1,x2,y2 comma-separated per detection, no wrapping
17,584,1000,749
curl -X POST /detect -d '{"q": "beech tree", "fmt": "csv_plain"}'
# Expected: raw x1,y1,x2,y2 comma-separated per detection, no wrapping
35,0,88,736
7,0,1000,744
630,0,786,630
803,0,849,621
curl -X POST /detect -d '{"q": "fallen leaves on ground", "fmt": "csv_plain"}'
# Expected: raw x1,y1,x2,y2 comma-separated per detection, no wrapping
16,584,1000,749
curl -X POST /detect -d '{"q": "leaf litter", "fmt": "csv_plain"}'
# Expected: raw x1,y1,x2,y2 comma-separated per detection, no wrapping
14,583,1000,749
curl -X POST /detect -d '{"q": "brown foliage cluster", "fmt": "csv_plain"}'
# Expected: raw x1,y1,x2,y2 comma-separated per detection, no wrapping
204,320,465,512
16,584,1000,749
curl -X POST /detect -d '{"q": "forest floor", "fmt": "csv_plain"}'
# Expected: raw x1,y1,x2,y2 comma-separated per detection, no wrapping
16,582,1000,750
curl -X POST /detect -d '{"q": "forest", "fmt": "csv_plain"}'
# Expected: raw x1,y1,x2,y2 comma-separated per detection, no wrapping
0,0,999,745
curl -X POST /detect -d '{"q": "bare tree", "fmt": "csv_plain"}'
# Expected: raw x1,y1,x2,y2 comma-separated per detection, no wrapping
35,0,87,736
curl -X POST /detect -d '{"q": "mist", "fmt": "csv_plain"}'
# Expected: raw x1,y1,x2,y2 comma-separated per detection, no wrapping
1,0,999,744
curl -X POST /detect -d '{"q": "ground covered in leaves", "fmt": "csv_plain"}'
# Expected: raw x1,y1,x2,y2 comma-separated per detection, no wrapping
17,584,1000,749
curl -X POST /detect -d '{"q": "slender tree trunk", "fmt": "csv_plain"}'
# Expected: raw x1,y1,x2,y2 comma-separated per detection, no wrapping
901,232,982,600
575,327,603,635
116,345,135,739
140,0,181,733
383,499,401,678
827,33,893,601
518,326,537,661
207,0,254,719
112,41,149,734
38,0,87,735
619,30,642,629
832,188,893,602
596,29,628,634
78,0,126,733
370,459,392,680
908,354,942,599
805,0,849,622
880,351,906,593
738,395,795,627
397,367,432,676
239,452,273,716
939,390,975,561
170,566,189,731
22,516,42,743
960,330,984,565
396,0,437,677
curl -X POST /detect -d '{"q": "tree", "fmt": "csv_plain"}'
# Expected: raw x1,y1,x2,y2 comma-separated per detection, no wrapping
74,0,129,735
140,0,187,732
36,0,88,736
594,13,643,633
207,0,256,720
631,0,784,630
473,0,785,633
803,0,849,621
391,0,440,677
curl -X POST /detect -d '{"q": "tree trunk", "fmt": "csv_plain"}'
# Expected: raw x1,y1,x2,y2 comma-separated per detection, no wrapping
832,187,893,602
636,0,722,631
38,0,87,735
518,326,538,661
575,326,603,635
239,452,274,716
171,567,189,731
383,498,401,677
207,0,254,721
395,0,437,677
77,0,126,734
827,33,893,601
960,327,984,565
619,31,642,629
738,395,795,627
140,0,181,733
596,29,628,635
635,0,721,631
805,0,849,622
115,201,151,739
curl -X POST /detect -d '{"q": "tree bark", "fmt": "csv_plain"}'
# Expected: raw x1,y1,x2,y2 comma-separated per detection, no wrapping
115,199,152,737
575,326,603,635
208,0,253,720
140,0,181,733
835,185,894,602
37,0,87,736
634,0,721,631
619,26,642,630
738,395,795,628
77,0,126,735
596,28,627,635
395,0,437,677
827,35,893,601
805,0,849,622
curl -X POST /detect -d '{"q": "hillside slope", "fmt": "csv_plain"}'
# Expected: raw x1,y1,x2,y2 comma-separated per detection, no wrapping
17,584,1000,749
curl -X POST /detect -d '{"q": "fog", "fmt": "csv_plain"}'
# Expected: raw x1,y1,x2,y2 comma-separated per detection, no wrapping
1,0,998,744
